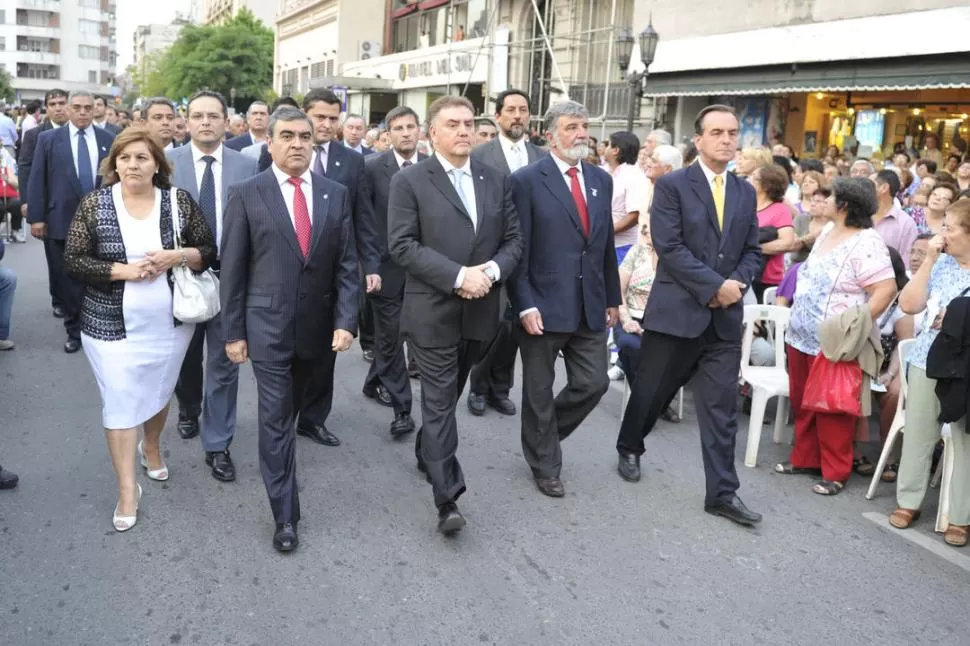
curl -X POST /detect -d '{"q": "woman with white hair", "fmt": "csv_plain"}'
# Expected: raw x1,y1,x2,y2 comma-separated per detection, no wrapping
637,144,684,254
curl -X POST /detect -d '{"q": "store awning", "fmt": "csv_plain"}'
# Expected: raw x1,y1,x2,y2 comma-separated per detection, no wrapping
642,55,970,97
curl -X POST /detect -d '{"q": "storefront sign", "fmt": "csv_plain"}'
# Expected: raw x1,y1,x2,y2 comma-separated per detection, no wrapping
399,54,474,82
344,38,488,90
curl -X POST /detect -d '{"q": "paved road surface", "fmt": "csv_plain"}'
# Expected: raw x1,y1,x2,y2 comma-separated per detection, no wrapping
2,237,969,645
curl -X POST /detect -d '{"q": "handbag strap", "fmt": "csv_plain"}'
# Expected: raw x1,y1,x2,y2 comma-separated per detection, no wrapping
877,297,899,330
169,188,182,250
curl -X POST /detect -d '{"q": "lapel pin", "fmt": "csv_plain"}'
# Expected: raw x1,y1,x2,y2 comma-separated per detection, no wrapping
479,175,484,180
591,188,598,197
335,161,341,167
324,194,329,199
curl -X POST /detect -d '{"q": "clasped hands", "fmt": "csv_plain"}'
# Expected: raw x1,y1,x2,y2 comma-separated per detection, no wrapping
707,279,746,309
456,264,494,300
120,250,184,282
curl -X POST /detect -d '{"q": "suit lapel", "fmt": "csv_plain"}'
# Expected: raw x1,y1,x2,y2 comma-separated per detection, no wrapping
471,161,488,238
94,130,111,189
582,162,602,238
538,155,584,237
57,128,83,197
326,144,343,180
426,156,473,224
258,171,304,262
307,175,331,258
176,149,200,201
488,139,511,175
687,162,722,238
525,142,541,164
720,172,741,246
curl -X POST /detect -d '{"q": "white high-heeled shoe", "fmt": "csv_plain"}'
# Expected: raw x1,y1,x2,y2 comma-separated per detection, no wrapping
138,441,169,481
113,483,142,532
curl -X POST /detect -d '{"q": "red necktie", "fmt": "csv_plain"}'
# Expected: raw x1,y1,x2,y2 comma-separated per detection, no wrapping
288,176,312,257
566,167,589,237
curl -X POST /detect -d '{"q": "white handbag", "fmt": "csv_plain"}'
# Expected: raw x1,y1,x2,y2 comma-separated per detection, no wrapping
169,188,221,324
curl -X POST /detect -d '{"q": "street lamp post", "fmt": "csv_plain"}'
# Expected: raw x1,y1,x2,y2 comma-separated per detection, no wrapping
616,20,660,132
229,87,237,112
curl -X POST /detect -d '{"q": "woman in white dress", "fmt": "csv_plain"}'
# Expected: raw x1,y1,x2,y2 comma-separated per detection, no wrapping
65,127,216,532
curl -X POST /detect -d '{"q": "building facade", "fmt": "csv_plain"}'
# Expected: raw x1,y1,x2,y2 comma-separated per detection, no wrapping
203,0,277,28
132,23,184,73
0,0,119,102
635,0,970,159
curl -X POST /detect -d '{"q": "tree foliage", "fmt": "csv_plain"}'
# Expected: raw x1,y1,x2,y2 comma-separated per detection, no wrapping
0,67,15,105
139,8,273,107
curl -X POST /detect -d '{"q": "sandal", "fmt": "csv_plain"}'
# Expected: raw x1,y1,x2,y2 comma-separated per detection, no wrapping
853,456,875,476
944,525,969,547
774,462,822,476
889,508,920,529
812,480,845,496
881,462,899,483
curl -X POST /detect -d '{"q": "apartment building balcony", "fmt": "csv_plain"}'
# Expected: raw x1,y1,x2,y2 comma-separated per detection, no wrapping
16,0,61,13
16,63,60,80
18,51,61,65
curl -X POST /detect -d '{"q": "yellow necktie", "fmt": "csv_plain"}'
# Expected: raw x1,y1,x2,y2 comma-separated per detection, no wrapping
712,175,725,230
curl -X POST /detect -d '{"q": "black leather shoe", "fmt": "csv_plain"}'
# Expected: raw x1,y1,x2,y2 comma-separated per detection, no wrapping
535,476,565,497
297,423,341,447
273,523,299,552
205,450,236,482
437,503,466,535
64,338,81,354
487,396,516,416
704,495,763,526
52,306,66,319
390,412,416,438
617,452,641,482
362,383,393,407
362,348,375,363
0,465,19,490
177,416,200,440
467,392,486,416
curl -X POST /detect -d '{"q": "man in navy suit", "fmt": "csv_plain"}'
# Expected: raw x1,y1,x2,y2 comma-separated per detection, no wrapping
615,104,763,526
220,107,359,552
295,89,380,448
224,101,269,152
27,90,114,353
342,114,374,156
508,100,620,498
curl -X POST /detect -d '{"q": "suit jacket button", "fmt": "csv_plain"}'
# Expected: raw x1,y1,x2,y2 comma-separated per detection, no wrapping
718,253,724,259
578,275,583,279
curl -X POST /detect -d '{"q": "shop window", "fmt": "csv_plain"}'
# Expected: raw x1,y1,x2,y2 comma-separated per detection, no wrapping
453,0,487,38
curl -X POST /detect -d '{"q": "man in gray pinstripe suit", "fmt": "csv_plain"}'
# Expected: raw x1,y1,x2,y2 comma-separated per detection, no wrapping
221,107,359,552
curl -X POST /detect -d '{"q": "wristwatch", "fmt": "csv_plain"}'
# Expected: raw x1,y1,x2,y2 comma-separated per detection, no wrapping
483,264,499,282
179,251,188,268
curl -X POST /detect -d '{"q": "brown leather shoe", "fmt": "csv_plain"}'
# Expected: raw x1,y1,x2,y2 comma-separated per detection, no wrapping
535,476,564,498
889,508,921,529
944,524,969,547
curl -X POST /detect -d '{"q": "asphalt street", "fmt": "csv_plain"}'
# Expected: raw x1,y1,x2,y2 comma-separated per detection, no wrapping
2,235,969,646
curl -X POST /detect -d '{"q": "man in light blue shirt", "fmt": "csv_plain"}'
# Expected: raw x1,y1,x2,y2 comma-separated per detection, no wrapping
0,111,18,154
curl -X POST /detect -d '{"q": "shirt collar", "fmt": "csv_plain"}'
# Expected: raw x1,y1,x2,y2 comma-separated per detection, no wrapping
550,152,581,177
393,149,417,168
272,163,313,188
435,152,471,176
191,142,223,164
697,157,727,185
499,132,524,152
68,122,90,137
315,141,331,155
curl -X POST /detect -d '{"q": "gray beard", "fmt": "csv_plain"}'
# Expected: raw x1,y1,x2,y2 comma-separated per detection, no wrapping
559,143,590,163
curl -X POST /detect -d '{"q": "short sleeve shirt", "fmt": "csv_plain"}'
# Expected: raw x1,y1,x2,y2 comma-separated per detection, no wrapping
907,254,970,370
610,163,649,248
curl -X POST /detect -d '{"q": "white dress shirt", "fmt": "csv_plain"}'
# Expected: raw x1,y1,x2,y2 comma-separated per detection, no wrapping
311,141,331,173
498,133,528,173
434,152,499,289
393,149,418,169
191,142,225,251
696,157,728,202
271,164,315,232
68,122,98,185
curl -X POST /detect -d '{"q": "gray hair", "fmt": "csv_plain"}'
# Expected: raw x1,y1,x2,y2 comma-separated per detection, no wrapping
268,106,312,137
228,113,246,125
851,159,875,174
653,144,683,171
247,101,269,117
343,113,366,125
68,90,94,103
648,129,672,146
543,101,589,135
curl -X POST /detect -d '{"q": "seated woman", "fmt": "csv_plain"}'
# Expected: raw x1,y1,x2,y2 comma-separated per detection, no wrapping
749,164,795,302
612,222,680,423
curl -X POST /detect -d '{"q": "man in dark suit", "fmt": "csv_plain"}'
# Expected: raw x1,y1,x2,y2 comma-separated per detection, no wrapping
296,88,380,447
467,89,545,418
508,100,620,498
342,114,373,156
388,96,522,534
92,96,122,136
27,90,114,353
140,97,180,151
615,104,763,526
170,90,259,480
18,88,69,318
360,106,426,437
221,106,359,552
224,101,269,152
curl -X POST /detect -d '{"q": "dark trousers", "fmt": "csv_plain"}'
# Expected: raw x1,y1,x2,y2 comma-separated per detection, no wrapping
411,339,485,507
358,280,375,352
47,238,81,339
251,357,317,525
43,239,63,309
298,349,337,428
617,324,741,505
469,304,517,400
363,286,412,415
3,198,22,230
516,321,610,479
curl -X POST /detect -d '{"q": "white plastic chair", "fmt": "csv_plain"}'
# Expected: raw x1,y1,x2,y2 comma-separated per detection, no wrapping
865,339,915,499
762,286,777,306
935,423,955,533
740,304,791,467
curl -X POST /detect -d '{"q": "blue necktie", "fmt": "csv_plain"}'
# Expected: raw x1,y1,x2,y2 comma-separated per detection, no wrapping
450,169,473,229
198,155,217,239
76,129,94,194
314,145,327,176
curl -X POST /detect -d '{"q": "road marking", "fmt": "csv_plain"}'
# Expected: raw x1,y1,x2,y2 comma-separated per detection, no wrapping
862,511,970,572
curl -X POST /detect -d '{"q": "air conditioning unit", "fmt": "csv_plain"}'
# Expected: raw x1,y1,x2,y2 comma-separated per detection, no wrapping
359,40,381,60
